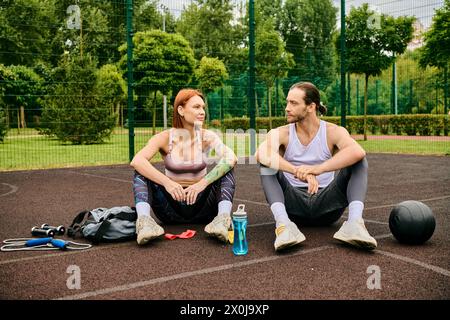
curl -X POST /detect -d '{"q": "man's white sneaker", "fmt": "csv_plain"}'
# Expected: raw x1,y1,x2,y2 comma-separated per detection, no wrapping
204,214,231,243
136,216,164,245
274,222,306,251
333,218,377,250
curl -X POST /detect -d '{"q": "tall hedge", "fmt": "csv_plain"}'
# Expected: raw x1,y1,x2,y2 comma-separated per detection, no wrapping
214,114,448,136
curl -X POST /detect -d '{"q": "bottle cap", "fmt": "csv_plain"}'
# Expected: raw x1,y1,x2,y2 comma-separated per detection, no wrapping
233,204,247,217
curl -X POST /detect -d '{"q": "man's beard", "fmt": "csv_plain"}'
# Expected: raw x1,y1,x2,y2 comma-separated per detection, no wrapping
286,114,305,123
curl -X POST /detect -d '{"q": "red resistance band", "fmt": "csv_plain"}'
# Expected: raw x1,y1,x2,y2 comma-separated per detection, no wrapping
164,229,196,240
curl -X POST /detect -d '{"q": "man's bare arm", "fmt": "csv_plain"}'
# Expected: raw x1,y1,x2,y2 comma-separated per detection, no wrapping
295,126,366,180
255,128,296,174
318,126,366,173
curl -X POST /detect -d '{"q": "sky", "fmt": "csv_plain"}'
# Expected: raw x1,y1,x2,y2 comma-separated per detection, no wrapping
158,0,445,29
333,0,445,29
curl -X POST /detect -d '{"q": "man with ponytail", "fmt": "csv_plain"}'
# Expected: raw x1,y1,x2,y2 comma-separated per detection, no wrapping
256,82,377,251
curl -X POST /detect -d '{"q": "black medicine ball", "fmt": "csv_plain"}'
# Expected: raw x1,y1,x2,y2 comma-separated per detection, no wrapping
389,200,436,245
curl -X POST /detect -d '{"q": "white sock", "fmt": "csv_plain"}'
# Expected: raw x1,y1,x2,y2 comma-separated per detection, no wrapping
271,202,291,227
218,200,232,217
348,201,364,222
136,202,151,218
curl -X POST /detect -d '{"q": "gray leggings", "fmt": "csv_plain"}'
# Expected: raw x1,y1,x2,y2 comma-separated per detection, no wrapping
260,158,368,225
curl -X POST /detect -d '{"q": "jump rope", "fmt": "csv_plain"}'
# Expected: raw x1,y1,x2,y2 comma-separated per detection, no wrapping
1,223,198,252
1,224,92,252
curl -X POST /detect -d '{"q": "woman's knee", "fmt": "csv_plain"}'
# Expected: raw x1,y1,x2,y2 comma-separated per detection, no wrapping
133,171,152,203
220,169,236,188
133,170,147,184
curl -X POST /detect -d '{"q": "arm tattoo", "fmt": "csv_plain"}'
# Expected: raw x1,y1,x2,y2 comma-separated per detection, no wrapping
204,158,233,184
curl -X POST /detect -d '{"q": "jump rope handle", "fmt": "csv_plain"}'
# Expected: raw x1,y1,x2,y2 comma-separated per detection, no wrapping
50,239,68,249
23,238,69,249
25,238,52,247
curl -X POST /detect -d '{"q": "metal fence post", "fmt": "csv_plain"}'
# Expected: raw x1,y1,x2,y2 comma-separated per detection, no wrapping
126,0,135,161
340,0,347,127
248,0,256,154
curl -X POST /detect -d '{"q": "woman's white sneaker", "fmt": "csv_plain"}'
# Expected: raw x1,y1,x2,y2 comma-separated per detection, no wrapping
136,216,165,245
204,214,231,243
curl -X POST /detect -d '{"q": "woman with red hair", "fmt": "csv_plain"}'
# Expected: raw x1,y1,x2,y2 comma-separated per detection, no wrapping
130,89,237,245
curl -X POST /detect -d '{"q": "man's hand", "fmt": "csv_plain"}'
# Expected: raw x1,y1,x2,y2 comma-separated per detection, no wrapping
184,178,208,205
294,164,324,181
163,180,186,202
306,175,319,195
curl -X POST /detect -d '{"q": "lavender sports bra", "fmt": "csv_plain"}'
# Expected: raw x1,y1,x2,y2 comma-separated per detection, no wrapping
163,129,208,184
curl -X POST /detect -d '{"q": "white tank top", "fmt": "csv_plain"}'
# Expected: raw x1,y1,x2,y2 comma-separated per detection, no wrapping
283,120,334,188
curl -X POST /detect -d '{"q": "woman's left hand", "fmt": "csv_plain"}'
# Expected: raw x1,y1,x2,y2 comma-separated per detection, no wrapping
184,179,209,205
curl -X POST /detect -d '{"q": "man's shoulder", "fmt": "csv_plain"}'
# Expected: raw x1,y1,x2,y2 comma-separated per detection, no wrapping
272,124,290,134
324,120,339,131
268,124,290,145
325,121,349,137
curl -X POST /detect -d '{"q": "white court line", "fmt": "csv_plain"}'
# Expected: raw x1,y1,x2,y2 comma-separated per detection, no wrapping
249,217,388,226
248,221,274,228
341,216,388,225
374,249,450,277
0,225,275,265
55,245,334,300
361,219,388,225
374,234,392,240
65,170,450,208
2,170,446,265
54,232,446,300
235,196,450,211
235,197,269,206
3,171,449,288
0,183,19,197
0,221,382,265
0,242,132,265
67,171,132,184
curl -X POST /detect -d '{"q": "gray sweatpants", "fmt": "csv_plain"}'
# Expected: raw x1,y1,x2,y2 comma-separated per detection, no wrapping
260,158,368,226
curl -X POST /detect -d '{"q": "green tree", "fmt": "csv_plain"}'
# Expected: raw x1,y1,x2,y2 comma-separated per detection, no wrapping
0,64,15,132
280,0,337,89
0,107,6,142
419,0,450,70
0,64,15,141
0,0,56,66
95,64,127,127
195,56,229,122
135,0,176,33
40,54,116,144
50,1,112,66
340,4,414,139
256,19,295,128
176,0,246,76
49,0,151,66
120,30,196,134
255,0,283,32
3,65,43,132
419,0,449,116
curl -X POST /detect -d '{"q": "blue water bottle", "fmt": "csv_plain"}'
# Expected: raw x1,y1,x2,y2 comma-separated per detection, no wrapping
232,204,248,255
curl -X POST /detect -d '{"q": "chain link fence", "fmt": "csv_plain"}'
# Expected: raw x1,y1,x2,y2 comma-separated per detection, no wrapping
0,0,448,171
